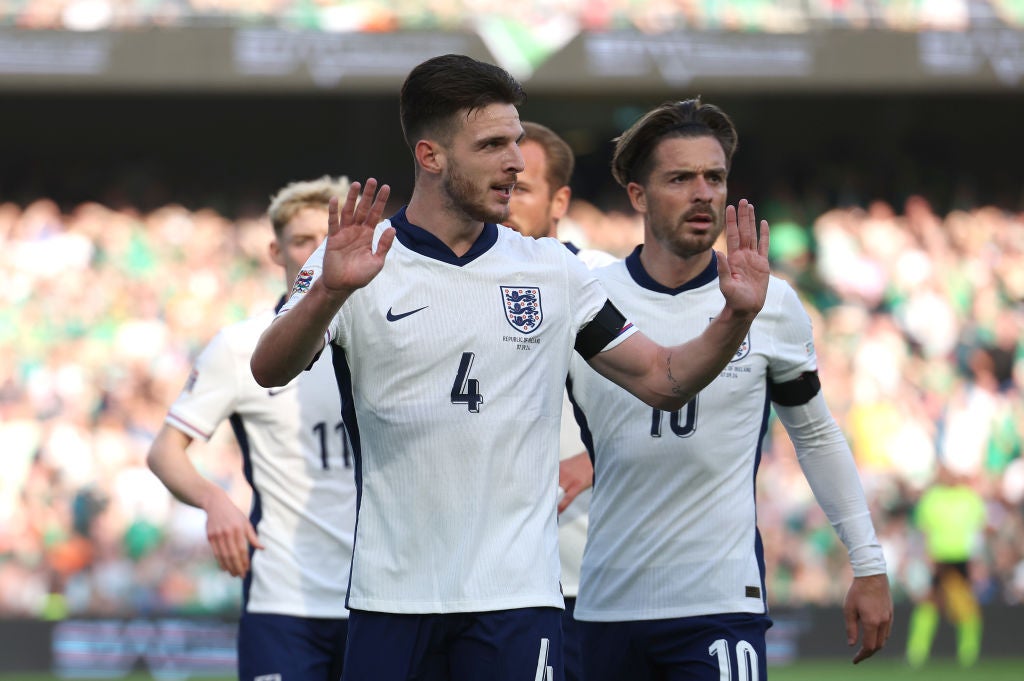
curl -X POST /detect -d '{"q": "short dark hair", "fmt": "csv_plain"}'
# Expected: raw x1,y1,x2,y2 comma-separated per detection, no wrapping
400,54,526,152
522,121,574,197
611,97,738,188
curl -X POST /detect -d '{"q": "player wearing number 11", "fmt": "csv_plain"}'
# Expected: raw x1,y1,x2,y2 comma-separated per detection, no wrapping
147,177,357,681
250,54,769,681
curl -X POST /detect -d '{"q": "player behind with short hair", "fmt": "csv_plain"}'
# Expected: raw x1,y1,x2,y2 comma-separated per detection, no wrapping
506,119,614,681
566,98,894,681
147,176,357,681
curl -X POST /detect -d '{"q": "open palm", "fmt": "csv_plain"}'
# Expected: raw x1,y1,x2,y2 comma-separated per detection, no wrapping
717,198,770,317
321,178,396,294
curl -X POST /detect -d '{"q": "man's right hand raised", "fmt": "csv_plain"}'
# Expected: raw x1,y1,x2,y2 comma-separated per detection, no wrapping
321,179,395,295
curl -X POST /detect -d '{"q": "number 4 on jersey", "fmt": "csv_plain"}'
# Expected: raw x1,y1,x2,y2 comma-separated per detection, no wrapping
451,352,484,413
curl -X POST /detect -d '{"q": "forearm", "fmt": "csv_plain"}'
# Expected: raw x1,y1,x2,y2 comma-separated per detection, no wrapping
251,280,349,387
654,305,756,409
776,394,888,576
588,305,756,411
146,426,221,511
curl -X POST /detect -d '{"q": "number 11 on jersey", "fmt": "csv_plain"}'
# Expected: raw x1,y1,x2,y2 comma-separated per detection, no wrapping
451,352,484,413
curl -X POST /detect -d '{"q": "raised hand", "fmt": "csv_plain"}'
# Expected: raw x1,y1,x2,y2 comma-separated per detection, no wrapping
716,199,770,319
321,178,395,295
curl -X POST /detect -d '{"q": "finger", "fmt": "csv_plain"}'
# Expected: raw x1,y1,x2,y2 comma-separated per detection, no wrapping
209,536,231,574
852,623,883,664
758,219,770,258
374,225,397,258
340,181,362,229
738,200,754,251
844,606,858,646
247,523,265,551
352,178,379,225
715,249,731,282
724,203,739,254
231,530,251,576
367,183,391,227
560,485,581,511
328,196,341,236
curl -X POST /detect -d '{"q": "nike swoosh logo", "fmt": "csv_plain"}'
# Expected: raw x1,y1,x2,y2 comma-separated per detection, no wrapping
267,387,291,396
386,305,428,322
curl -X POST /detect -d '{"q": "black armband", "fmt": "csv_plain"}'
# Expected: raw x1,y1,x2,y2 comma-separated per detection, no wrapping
575,300,630,360
769,370,821,407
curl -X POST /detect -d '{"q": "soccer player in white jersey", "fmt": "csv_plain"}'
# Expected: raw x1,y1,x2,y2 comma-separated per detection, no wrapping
506,120,615,681
250,54,770,681
566,98,894,681
146,177,357,681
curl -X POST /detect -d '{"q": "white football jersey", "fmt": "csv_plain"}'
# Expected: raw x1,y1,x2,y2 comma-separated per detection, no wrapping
569,251,816,622
283,211,635,614
166,306,355,618
558,243,617,598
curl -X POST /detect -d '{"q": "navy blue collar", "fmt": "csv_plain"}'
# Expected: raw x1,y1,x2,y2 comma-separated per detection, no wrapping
624,245,719,294
563,241,580,255
390,206,498,266
275,294,287,313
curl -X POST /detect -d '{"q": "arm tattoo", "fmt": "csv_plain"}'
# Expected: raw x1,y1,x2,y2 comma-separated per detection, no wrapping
666,351,685,396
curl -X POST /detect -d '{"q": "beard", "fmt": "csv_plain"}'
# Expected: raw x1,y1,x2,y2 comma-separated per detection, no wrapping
442,159,509,224
651,203,724,258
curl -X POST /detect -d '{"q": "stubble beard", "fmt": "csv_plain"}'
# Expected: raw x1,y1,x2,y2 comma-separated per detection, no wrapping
443,162,508,224
653,206,723,259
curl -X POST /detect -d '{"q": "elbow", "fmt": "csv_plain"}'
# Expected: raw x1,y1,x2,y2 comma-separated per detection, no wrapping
145,449,158,475
647,391,695,411
250,355,281,388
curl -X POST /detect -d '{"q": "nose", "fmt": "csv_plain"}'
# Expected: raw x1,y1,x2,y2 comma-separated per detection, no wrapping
692,174,714,202
506,143,525,174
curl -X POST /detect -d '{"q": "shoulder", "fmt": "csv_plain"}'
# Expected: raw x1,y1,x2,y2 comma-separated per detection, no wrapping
575,247,618,270
765,275,809,316
213,309,275,355
496,226,565,254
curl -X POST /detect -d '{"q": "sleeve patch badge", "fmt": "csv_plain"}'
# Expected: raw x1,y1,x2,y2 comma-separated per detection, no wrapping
291,268,315,296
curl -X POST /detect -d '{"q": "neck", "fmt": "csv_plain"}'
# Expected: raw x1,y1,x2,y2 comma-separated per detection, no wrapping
638,239,714,289
406,185,485,257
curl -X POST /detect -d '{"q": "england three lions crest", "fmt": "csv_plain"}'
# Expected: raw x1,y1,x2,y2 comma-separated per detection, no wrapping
710,316,750,361
501,286,543,334
733,334,751,361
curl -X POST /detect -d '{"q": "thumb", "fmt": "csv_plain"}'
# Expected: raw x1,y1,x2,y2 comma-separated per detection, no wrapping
374,226,397,257
844,603,859,646
247,523,265,551
714,249,732,281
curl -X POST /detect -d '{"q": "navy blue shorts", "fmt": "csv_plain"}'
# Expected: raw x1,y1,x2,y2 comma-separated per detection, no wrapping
237,612,348,681
342,607,564,681
579,613,771,681
562,598,583,681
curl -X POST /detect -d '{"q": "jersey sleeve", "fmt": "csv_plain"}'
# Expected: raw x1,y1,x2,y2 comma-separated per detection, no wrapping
566,255,637,358
279,237,344,348
774,392,888,577
767,281,819,400
165,331,240,442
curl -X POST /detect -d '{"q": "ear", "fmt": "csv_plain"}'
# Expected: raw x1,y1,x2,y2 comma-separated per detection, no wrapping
415,139,444,175
626,182,646,213
550,185,571,222
268,238,285,267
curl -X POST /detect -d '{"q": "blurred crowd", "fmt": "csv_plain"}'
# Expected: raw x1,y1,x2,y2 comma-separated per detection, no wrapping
3,0,1022,33
1,191,1022,619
